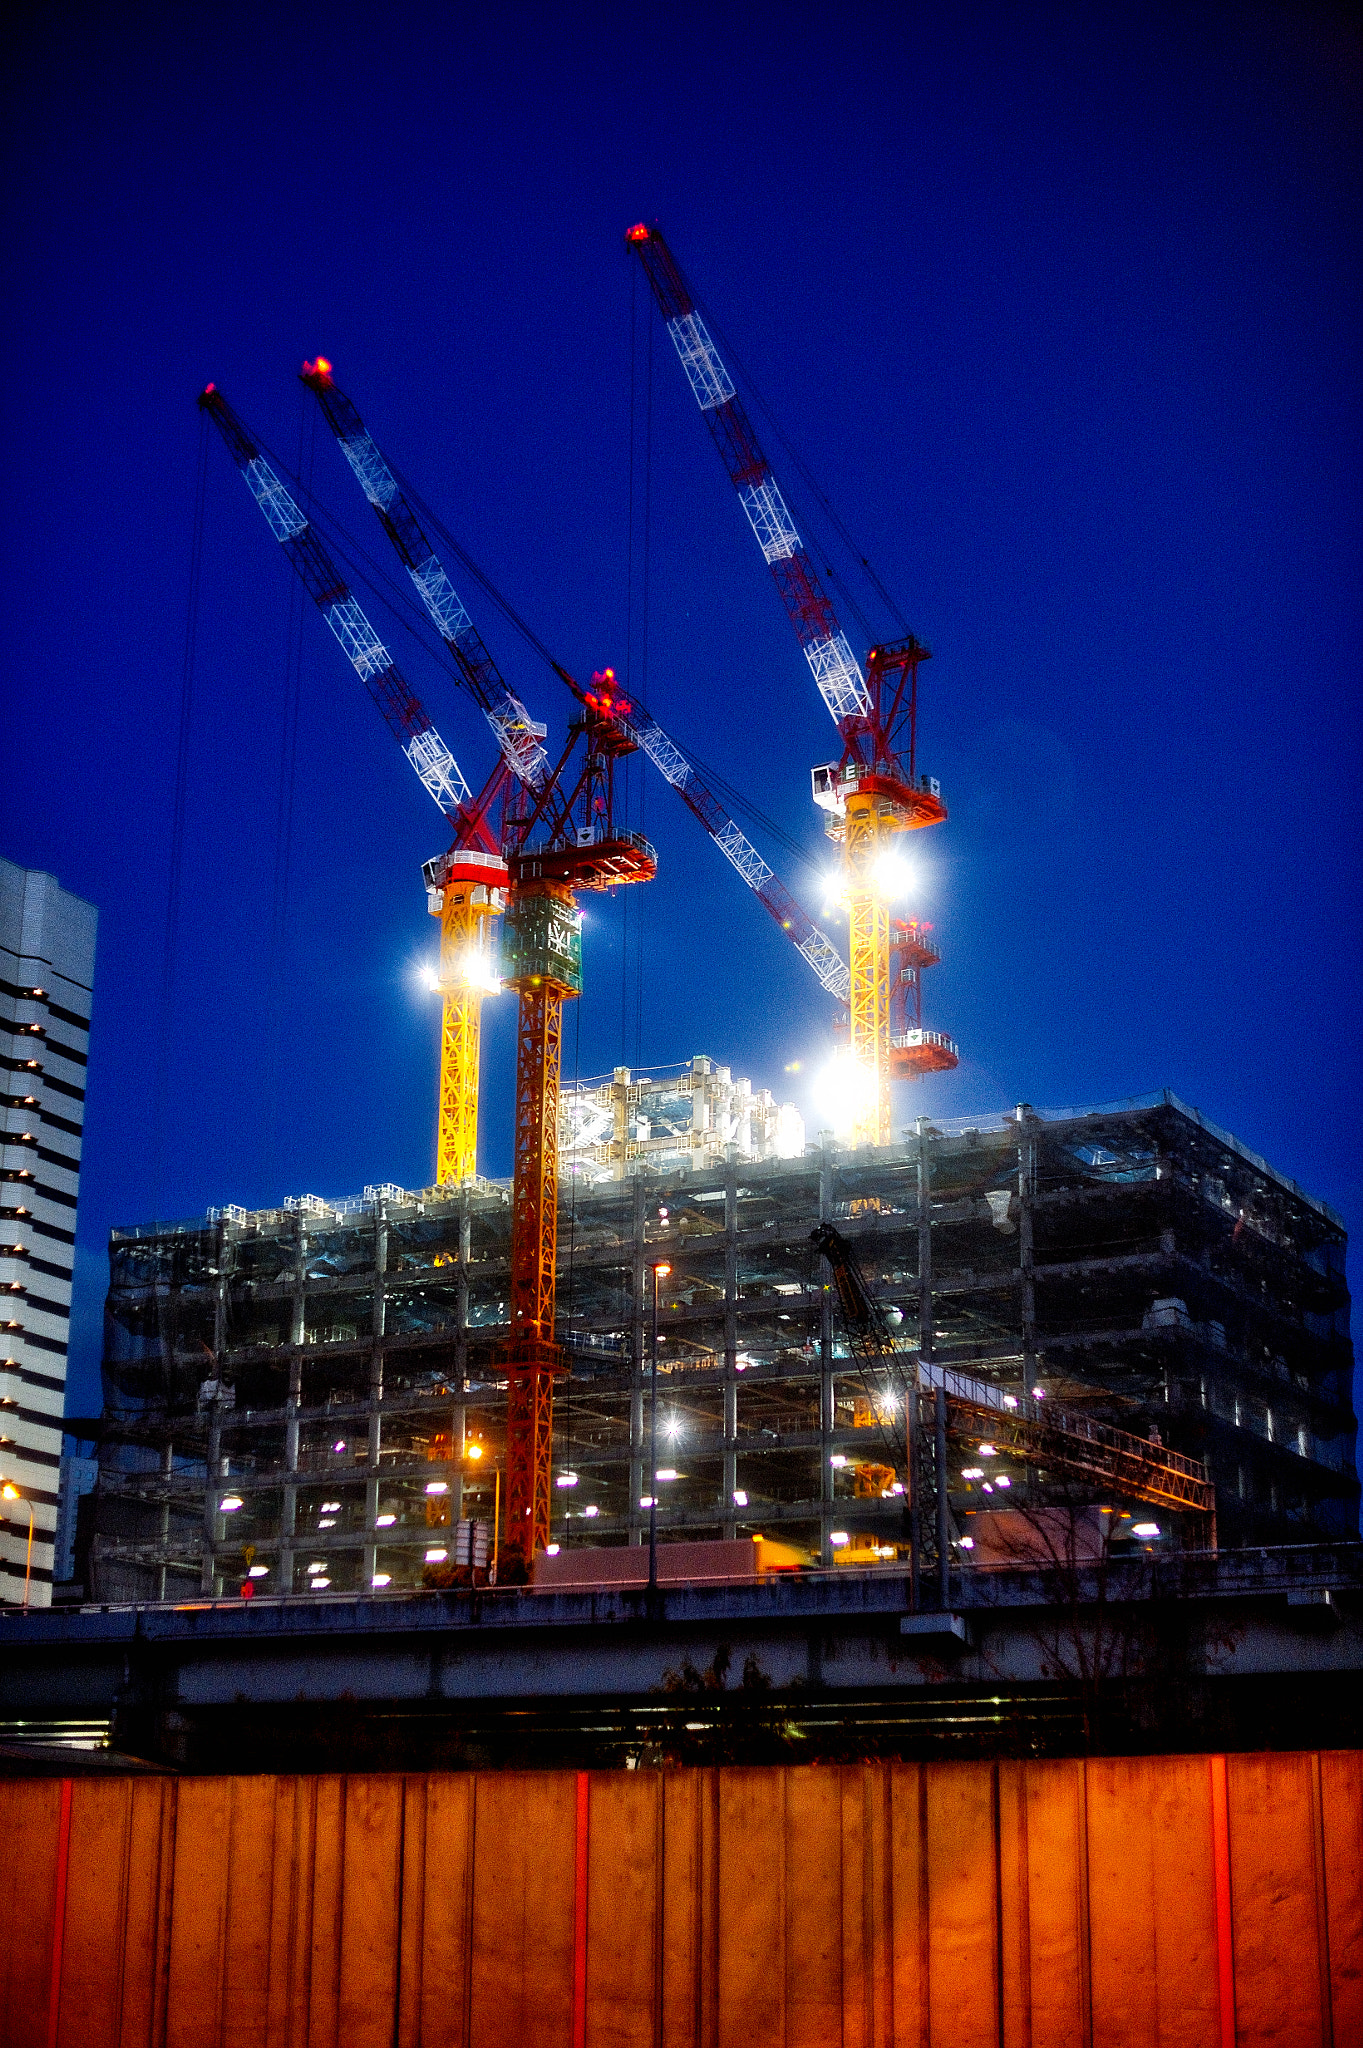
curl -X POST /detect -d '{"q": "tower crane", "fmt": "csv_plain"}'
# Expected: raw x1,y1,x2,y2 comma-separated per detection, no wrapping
492,686,655,1571
300,363,852,1014
628,224,959,1143
198,382,512,1185
202,379,657,1573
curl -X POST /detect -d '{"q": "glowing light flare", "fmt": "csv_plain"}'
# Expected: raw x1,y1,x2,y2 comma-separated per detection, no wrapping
872,851,918,900
812,1048,877,1141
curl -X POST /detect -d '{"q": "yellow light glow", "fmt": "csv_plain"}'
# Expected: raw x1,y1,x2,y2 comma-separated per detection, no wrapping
812,1048,877,1140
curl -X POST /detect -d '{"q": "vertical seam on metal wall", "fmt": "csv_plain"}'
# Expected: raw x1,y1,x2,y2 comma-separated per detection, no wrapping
463,1776,477,2048
992,1763,1005,2048
654,1770,665,2048
44,1777,72,2048
152,1777,178,2048
1310,1752,1335,2048
390,1778,407,2048
1210,1755,1235,2048
1075,1761,1092,2048
113,1779,135,2046
572,1769,589,2048
917,1765,930,2048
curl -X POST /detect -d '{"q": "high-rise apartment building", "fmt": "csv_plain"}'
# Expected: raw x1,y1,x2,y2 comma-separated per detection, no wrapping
0,859,98,1606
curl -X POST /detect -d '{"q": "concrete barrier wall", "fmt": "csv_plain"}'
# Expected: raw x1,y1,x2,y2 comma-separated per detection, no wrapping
2,1755,1360,2046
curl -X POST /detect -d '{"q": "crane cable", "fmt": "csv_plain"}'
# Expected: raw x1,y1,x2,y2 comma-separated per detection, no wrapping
249,427,833,898
153,410,209,1226
691,288,913,644
263,393,316,1194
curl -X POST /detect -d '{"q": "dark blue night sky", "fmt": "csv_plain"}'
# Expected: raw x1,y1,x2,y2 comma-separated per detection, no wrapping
5,3,1359,1416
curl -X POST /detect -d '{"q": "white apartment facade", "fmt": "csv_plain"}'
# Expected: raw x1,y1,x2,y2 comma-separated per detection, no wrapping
1,859,97,1606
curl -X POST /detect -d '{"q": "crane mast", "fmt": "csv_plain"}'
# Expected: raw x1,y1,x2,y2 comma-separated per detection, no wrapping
628,224,958,1141
202,377,656,1566
198,383,508,1184
497,694,656,1571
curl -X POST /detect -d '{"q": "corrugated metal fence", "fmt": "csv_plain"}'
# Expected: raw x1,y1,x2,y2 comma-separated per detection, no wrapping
2,1755,1360,2046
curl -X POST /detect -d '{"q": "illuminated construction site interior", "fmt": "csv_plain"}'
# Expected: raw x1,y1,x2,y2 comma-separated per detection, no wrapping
87,1089,1355,1600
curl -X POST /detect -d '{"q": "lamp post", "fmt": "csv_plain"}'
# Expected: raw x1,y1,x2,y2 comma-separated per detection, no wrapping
647,1261,672,1594
462,1438,501,1581
2,1482,35,1610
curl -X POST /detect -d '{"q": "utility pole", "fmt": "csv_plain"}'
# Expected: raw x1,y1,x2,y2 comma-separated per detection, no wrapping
913,1117,934,1611
647,1261,671,1597
1017,1104,1037,1407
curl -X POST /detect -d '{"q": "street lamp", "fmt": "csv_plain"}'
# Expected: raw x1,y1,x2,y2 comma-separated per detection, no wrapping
2,1482,35,1610
463,1436,500,1580
648,1261,672,1594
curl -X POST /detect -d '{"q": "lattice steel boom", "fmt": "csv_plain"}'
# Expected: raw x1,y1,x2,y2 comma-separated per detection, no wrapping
200,382,508,1184
628,226,960,1136
301,360,553,796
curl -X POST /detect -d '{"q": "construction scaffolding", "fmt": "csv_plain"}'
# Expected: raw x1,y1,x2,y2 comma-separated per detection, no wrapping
85,1090,1355,1600
559,1057,805,1185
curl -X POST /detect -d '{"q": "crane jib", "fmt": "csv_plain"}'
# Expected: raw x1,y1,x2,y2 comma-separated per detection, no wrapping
200,383,474,827
301,364,553,795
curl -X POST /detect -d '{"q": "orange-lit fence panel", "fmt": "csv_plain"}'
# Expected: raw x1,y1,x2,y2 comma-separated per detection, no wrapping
2,1754,1361,2048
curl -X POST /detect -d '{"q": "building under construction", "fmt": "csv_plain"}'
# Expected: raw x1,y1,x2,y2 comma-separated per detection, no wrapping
86,1086,1354,1601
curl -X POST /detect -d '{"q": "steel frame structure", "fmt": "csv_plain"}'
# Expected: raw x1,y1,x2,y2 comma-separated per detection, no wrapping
86,1094,1356,1600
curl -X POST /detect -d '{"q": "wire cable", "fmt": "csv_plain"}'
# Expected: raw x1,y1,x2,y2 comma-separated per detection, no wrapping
691,288,913,642
152,412,209,1225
